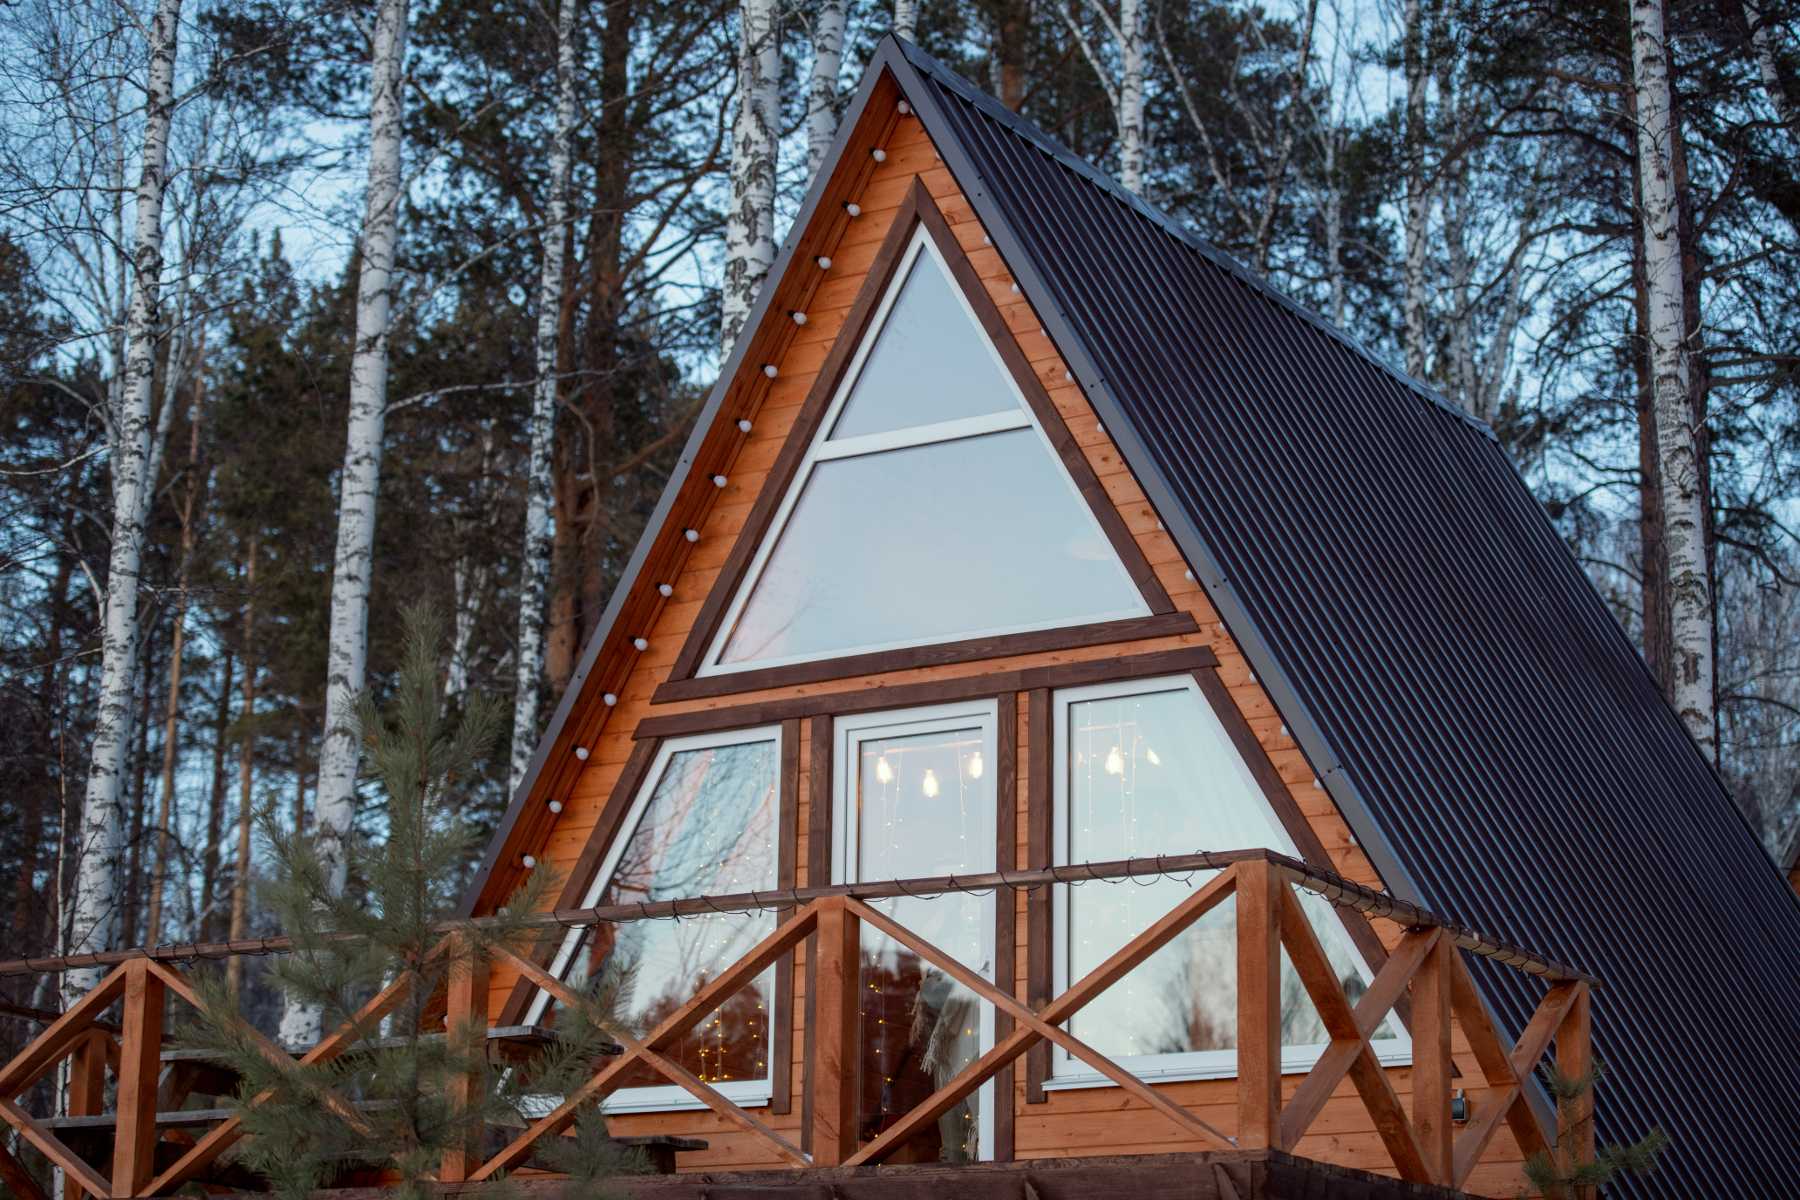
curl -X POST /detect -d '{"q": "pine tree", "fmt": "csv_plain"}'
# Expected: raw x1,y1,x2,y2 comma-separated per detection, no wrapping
182,604,549,1198
1522,1064,1667,1200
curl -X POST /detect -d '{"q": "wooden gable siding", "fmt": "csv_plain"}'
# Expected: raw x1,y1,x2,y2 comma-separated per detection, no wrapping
478,106,1530,1196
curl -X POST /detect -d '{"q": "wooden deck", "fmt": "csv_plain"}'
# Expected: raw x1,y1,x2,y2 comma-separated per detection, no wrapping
204,1150,1488,1199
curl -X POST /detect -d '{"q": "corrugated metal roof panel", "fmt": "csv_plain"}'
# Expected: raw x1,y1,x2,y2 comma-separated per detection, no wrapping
892,39,1800,1195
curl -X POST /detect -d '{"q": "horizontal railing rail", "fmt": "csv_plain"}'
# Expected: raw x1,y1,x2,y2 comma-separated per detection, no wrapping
0,851,1594,1197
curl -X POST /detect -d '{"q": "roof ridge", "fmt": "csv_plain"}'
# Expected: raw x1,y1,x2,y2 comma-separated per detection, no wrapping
892,37,1496,442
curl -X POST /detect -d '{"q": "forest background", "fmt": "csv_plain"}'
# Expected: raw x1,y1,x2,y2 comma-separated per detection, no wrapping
1,0,1795,1039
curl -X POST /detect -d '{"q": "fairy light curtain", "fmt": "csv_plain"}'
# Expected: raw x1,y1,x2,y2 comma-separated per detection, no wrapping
535,733,780,1101
846,712,996,1164
703,231,1146,674
1057,681,1403,1082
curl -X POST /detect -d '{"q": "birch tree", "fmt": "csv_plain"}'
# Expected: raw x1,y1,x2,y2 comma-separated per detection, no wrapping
285,0,410,1047
1742,2,1795,140
721,0,780,352
807,0,846,180
1056,0,1149,193
894,0,918,40
1400,0,1432,380
63,0,182,1008
1629,0,1716,760
511,0,579,795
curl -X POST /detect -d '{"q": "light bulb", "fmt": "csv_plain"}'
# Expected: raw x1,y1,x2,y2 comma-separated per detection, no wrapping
966,751,984,780
1104,745,1125,776
1145,747,1161,767
875,755,893,784
922,768,940,798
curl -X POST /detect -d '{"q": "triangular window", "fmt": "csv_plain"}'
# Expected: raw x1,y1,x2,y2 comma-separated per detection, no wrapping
704,230,1148,674
1050,678,1407,1085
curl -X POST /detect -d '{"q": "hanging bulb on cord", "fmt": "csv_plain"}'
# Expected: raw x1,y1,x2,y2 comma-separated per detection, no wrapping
967,750,984,780
921,768,940,798
875,755,894,784
1104,745,1125,776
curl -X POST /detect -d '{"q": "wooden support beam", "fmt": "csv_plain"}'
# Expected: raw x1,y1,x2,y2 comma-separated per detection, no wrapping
0,1098,109,1200
440,936,489,1183
809,897,860,1167
63,1032,106,1200
1556,982,1595,1198
1412,932,1454,1186
0,965,127,1099
1234,859,1281,1151
111,960,166,1197
0,1135,49,1200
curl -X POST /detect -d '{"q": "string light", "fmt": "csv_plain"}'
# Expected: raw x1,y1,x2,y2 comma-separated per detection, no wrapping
658,583,674,597
816,255,832,269
1104,745,1125,776
684,528,700,542
875,755,894,784
738,417,753,433
548,799,563,813
633,636,649,651
575,746,590,761
966,750,984,780
790,311,808,325
603,692,618,706
712,474,728,488
762,363,778,378
1145,747,1161,767
871,148,887,162
844,202,861,216
921,767,940,798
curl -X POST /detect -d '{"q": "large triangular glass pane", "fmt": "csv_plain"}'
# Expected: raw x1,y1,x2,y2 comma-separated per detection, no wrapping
827,249,1020,440
713,427,1147,667
1060,684,1400,1063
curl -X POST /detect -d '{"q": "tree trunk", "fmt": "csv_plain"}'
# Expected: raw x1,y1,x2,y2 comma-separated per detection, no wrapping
721,0,780,352
806,0,846,181
121,612,158,948
511,0,578,796
146,345,207,943
1117,0,1146,192
227,537,258,997
65,0,183,1008
1400,0,1431,380
1628,0,1715,760
1742,2,1797,139
199,650,234,942
893,0,917,40
292,0,410,1049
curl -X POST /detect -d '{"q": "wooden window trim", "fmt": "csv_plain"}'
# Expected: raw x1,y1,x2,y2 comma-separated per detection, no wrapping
655,612,1198,704
800,714,833,1155
993,692,1019,1158
495,737,664,1027
770,718,802,1115
666,178,1173,685
1024,688,1052,1103
634,646,1219,741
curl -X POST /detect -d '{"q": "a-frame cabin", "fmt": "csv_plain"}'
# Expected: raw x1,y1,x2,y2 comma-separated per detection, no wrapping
449,37,1800,1200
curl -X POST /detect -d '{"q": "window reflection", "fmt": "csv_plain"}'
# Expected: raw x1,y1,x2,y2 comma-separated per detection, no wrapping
852,725,994,1162
1061,687,1391,1073
552,737,779,1095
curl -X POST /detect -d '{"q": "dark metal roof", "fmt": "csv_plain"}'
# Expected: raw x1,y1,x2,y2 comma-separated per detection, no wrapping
885,37,1800,1196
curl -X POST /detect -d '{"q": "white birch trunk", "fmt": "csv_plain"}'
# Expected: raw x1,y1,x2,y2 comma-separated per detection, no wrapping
510,0,577,796
1117,0,1146,193
282,0,409,1047
63,0,182,1009
1400,0,1431,380
1630,0,1716,760
1742,2,1797,137
893,0,918,40
721,0,780,353
1323,133,1345,327
806,0,846,181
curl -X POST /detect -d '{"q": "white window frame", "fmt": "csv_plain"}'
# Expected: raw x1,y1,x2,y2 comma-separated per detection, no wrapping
833,700,1000,1162
698,227,1147,677
1047,676,1410,1090
523,725,784,1113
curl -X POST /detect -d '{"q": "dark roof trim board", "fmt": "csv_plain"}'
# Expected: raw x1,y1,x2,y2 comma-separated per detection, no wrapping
886,39,1423,909
457,61,904,915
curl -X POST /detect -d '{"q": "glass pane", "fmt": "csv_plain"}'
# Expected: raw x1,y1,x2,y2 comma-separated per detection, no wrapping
853,724,994,1163
1062,688,1391,1064
556,739,779,1091
827,252,1018,440
717,429,1144,666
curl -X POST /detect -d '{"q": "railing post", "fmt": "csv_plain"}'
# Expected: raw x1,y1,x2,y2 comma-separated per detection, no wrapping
1235,859,1282,1150
1413,931,1454,1184
1556,982,1595,1198
440,933,490,1183
63,1031,106,1200
810,897,860,1166
111,958,166,1198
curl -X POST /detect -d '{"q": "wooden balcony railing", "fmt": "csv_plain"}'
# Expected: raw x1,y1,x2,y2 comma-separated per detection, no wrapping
0,850,1595,1197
